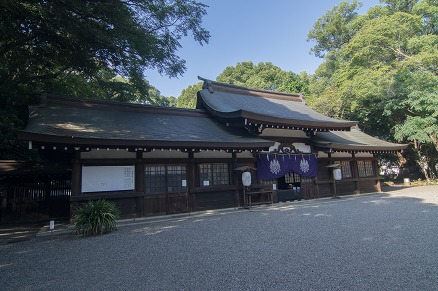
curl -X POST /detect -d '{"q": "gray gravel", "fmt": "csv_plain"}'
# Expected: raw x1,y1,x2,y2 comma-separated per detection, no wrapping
1,185,437,290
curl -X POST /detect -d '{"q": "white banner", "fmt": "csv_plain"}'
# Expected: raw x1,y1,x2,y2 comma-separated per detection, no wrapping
81,166,135,193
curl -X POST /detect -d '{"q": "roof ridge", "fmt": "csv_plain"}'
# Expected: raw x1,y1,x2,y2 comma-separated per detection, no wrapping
40,94,207,117
198,76,305,102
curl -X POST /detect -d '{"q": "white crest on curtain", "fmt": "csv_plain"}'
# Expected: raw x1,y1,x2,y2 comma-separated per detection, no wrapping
269,158,281,174
300,156,310,173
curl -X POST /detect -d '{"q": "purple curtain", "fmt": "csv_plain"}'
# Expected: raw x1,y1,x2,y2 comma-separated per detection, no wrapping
257,154,318,179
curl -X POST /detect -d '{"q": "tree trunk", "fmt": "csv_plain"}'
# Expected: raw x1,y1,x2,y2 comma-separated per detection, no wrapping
397,151,407,167
396,151,407,180
414,140,430,183
430,134,438,153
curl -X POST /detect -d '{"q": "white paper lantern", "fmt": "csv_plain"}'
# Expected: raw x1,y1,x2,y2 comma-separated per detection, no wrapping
242,171,252,186
333,168,342,181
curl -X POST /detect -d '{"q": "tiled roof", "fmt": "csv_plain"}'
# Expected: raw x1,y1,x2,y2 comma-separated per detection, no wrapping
312,128,408,152
197,78,357,131
17,96,274,150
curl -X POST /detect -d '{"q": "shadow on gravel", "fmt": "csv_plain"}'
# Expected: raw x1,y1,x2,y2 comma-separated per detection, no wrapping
380,184,411,192
0,221,45,244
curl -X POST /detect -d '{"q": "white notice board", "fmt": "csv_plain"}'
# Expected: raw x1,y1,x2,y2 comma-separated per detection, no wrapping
81,166,135,193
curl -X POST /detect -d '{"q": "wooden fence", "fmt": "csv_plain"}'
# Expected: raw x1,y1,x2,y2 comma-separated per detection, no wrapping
0,173,71,223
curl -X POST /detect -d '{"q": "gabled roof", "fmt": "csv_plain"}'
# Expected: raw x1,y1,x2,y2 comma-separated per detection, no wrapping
312,128,408,153
17,95,274,151
196,77,357,131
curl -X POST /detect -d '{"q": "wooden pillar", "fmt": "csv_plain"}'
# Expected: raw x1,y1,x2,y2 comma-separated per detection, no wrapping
70,151,81,220
232,152,240,208
328,152,334,196
135,151,145,192
71,151,81,197
188,152,195,211
135,151,145,217
352,152,360,194
373,156,382,192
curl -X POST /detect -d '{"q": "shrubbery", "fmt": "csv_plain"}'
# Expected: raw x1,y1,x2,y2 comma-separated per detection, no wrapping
73,200,120,236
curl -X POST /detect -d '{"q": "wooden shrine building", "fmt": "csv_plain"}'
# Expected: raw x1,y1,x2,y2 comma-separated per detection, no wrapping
15,77,406,219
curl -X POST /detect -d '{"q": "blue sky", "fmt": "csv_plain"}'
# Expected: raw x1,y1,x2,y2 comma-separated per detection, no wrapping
145,0,380,97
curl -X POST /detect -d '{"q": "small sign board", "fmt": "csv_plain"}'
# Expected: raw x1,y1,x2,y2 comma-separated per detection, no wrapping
49,220,55,230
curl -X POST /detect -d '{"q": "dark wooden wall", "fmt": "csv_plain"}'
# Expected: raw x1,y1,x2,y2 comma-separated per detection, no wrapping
67,153,382,219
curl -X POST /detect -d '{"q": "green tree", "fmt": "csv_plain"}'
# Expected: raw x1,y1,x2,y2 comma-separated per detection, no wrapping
176,82,203,109
307,0,363,58
148,86,177,107
216,61,309,95
307,0,438,180
412,0,438,34
382,0,418,13
0,0,210,159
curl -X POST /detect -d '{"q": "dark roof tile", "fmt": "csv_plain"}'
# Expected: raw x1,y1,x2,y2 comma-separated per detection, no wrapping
197,78,357,130
313,128,407,152
18,96,274,150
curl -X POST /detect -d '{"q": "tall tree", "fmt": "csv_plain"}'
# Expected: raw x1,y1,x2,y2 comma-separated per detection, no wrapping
176,82,203,109
0,0,210,159
307,0,363,58
307,0,438,179
382,0,418,13
148,86,177,107
216,61,309,95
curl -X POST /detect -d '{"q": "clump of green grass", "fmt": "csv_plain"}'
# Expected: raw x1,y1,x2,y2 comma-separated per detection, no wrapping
73,200,120,236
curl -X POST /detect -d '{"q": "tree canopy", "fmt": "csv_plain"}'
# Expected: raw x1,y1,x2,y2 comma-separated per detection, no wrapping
0,0,209,158
307,0,438,179
217,61,309,94
307,0,363,58
176,82,203,109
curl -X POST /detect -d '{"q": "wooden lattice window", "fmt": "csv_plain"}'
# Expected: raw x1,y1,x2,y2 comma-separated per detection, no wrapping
166,165,187,192
145,164,186,193
198,163,229,186
336,161,352,178
357,161,374,177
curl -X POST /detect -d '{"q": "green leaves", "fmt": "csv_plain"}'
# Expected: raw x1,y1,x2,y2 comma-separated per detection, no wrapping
392,70,438,149
307,0,363,57
344,12,422,67
394,116,437,143
308,0,438,178
1,0,210,86
176,82,203,109
73,200,120,236
216,61,309,95
0,0,210,158
412,0,438,34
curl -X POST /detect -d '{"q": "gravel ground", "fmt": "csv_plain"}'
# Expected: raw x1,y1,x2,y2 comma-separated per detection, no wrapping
1,185,437,291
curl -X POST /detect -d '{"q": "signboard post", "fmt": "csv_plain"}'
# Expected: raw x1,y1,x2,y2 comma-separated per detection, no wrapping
49,220,55,239
327,164,342,199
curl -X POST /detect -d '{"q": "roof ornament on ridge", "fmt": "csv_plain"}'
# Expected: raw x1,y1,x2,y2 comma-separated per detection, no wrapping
198,76,214,93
